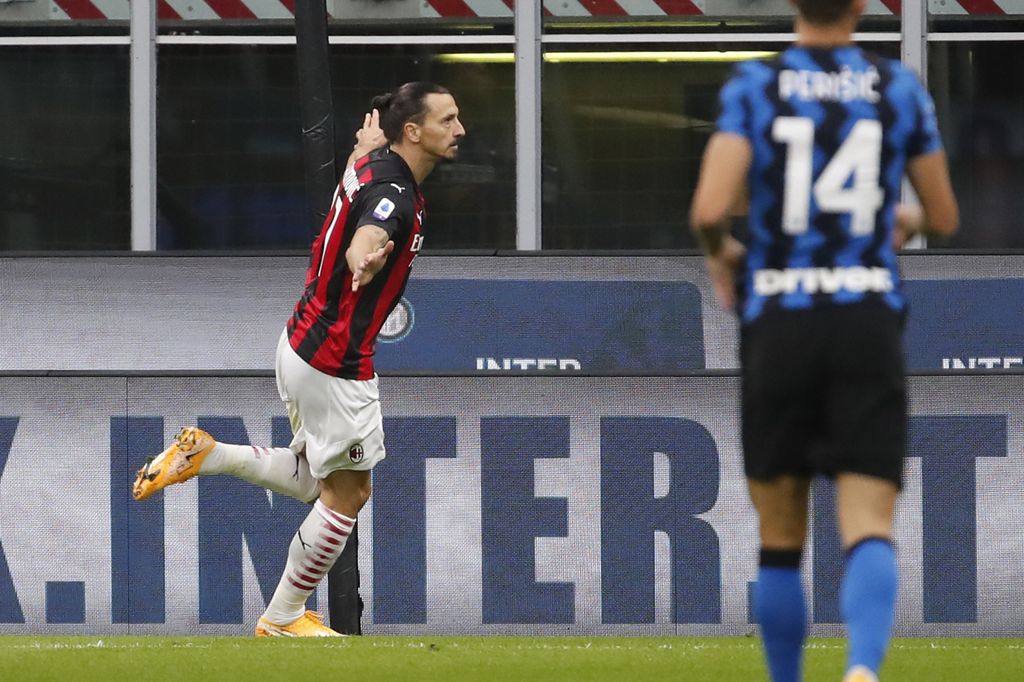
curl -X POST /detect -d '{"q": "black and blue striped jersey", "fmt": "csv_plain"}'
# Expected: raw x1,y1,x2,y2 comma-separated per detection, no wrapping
716,45,943,323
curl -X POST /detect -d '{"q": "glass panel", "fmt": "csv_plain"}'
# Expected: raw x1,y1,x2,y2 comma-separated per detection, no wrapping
928,41,1024,248
156,45,302,250
541,43,900,249
0,46,129,250
157,45,514,250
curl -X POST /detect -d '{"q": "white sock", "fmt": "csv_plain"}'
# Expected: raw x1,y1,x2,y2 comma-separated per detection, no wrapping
262,500,354,625
201,443,319,503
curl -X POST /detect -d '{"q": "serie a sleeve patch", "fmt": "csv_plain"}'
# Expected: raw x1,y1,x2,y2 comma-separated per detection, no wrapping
372,198,396,221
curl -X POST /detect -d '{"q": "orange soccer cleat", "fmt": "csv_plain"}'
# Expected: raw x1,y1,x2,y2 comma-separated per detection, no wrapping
842,665,879,682
255,611,345,638
132,427,216,501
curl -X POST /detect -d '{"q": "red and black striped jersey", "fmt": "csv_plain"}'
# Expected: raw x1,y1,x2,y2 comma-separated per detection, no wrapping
287,147,425,379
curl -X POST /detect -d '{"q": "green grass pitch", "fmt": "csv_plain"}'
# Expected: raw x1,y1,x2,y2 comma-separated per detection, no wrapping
1,636,1020,681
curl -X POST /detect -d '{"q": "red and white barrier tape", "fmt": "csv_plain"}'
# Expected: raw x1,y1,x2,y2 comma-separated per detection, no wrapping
47,0,1022,20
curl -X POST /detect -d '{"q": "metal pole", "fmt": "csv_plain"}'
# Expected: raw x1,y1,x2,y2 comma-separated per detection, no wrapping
901,0,930,249
514,0,542,250
130,0,157,251
901,0,928,81
295,0,337,239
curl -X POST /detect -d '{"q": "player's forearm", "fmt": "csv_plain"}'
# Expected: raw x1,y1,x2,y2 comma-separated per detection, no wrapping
690,193,735,255
906,151,959,237
345,225,389,272
346,137,383,168
345,141,376,169
919,196,959,238
692,222,731,256
689,133,751,255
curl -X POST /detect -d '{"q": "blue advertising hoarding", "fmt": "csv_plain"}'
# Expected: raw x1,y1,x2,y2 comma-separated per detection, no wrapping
374,280,706,372
0,375,1020,636
905,279,1024,370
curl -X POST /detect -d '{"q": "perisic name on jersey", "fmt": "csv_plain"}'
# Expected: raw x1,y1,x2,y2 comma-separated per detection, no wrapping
778,65,881,103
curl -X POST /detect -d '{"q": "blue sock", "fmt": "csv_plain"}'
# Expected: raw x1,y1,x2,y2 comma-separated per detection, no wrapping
840,538,897,674
755,550,806,682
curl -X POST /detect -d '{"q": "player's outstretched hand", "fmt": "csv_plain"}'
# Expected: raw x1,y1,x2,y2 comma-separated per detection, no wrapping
705,235,746,311
351,239,395,292
353,109,386,160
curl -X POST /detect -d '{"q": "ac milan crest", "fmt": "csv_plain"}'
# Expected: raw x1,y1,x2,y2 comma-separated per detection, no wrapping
348,444,364,463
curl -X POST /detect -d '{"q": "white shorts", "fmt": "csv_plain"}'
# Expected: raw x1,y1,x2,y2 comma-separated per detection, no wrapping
274,330,386,479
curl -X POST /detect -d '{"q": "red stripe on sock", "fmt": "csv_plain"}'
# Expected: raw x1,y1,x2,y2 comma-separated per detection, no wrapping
288,577,315,591
321,521,351,537
299,563,326,576
293,571,320,586
316,503,355,528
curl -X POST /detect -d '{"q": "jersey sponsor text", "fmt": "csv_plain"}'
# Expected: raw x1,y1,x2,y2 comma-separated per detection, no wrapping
753,266,893,296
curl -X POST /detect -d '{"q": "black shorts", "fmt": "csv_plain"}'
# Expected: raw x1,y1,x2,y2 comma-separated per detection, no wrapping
740,301,907,488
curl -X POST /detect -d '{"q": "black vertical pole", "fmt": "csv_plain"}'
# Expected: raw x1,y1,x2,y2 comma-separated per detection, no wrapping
294,0,362,634
295,0,338,237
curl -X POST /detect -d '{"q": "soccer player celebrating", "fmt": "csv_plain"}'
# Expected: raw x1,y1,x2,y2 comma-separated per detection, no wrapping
133,82,465,637
690,1,957,681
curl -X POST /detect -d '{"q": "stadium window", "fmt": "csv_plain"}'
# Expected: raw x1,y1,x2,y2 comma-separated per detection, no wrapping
0,46,130,251
538,43,899,250
926,40,1024,249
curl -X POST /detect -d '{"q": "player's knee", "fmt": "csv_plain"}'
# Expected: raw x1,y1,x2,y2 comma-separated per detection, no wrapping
318,469,372,516
355,477,372,508
300,479,321,504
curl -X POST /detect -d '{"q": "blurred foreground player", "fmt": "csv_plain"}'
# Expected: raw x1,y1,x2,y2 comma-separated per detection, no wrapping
689,1,957,680
133,82,465,637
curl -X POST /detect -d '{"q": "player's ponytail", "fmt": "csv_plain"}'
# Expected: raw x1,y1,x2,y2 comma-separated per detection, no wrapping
371,82,450,144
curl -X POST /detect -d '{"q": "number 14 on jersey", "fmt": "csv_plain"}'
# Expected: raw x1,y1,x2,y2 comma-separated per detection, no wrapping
772,116,884,237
